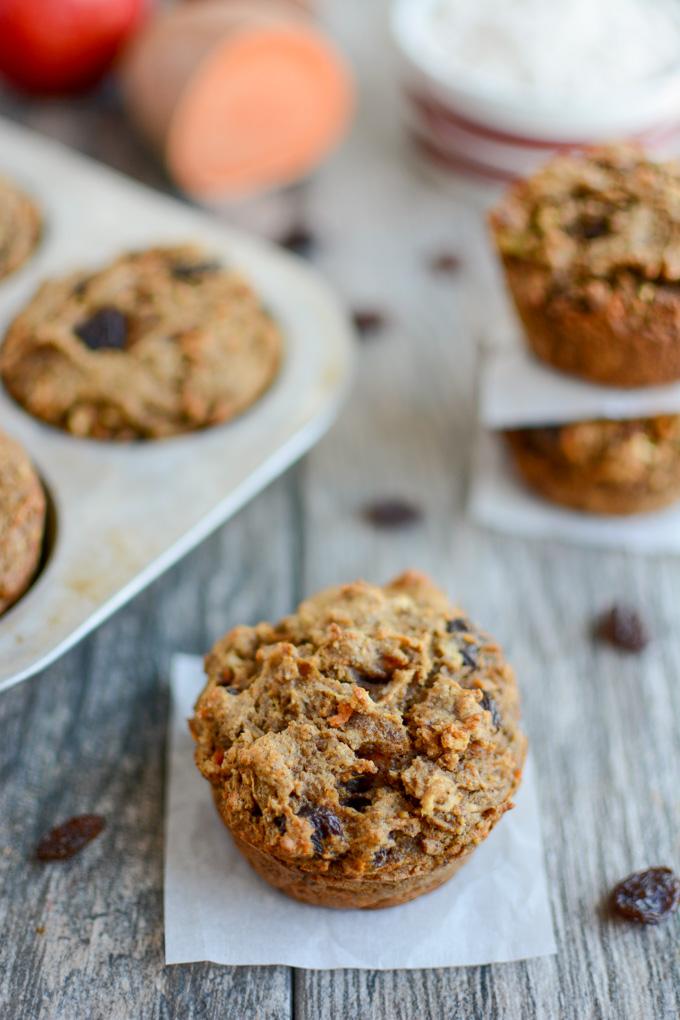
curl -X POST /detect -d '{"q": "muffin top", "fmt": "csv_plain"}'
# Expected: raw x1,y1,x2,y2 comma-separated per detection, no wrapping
490,146,680,282
509,415,680,487
0,430,46,614
0,176,41,281
0,244,282,440
191,571,526,882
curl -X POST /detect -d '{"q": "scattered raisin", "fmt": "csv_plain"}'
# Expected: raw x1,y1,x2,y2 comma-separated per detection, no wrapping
480,691,502,729
36,814,105,861
279,226,316,257
300,806,344,854
273,815,287,833
428,252,461,274
352,309,387,338
595,605,649,653
171,260,220,280
344,775,375,795
610,867,680,924
251,803,262,818
74,308,127,350
362,499,423,529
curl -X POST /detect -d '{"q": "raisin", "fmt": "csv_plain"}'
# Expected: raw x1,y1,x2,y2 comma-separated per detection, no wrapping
344,795,372,812
362,499,423,529
352,309,387,338
36,814,105,861
595,605,649,653
74,308,127,350
459,645,478,668
273,815,287,833
279,226,316,257
171,260,220,280
446,617,470,634
610,867,680,924
480,691,502,729
299,806,344,854
428,252,461,274
569,214,610,240
373,847,391,868
251,802,262,818
344,775,375,795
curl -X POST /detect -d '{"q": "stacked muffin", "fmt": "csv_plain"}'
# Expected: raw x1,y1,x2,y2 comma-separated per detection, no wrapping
490,146,680,515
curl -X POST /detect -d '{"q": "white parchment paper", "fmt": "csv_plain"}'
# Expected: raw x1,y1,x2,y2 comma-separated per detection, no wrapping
480,346,680,429
469,430,680,552
164,654,556,969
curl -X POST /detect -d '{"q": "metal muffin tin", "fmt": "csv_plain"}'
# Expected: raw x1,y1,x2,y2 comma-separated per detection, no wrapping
0,118,355,692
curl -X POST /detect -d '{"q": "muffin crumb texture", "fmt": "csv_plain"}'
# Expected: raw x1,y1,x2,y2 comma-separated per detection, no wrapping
0,431,46,615
0,176,41,280
191,572,526,908
0,245,281,440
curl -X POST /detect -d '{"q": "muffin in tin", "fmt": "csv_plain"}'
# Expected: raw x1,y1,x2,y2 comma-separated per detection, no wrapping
0,175,41,281
490,146,680,388
0,245,282,440
506,415,680,515
191,571,526,909
0,430,46,614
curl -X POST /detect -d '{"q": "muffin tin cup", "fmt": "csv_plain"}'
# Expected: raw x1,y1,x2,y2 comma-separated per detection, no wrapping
0,117,355,691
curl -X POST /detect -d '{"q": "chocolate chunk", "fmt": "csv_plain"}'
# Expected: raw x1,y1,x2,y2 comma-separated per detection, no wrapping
446,617,470,634
428,252,461,274
279,226,316,257
595,605,649,653
171,260,220,281
362,499,423,529
36,814,105,861
352,309,387,338
610,867,680,924
300,805,344,854
74,308,127,350
480,691,502,729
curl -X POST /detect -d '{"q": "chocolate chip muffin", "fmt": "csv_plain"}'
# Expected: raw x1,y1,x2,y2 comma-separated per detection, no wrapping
0,430,46,614
0,175,41,281
0,245,282,440
191,571,526,909
490,146,680,387
506,415,680,515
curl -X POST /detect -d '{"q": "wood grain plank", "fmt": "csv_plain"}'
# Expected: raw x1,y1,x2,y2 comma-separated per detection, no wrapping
0,478,296,1020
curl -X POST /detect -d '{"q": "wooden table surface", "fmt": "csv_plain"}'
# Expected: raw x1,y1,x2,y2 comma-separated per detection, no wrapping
1,3,679,1018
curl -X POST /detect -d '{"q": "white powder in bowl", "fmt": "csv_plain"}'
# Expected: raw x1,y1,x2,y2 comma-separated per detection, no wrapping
407,0,680,110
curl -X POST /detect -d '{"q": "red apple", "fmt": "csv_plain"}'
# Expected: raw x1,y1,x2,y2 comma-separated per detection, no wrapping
0,0,149,95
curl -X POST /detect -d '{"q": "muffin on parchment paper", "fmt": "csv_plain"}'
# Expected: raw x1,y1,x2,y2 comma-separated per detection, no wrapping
191,571,526,909
0,175,41,281
490,146,680,388
0,245,282,440
506,415,680,515
0,430,46,614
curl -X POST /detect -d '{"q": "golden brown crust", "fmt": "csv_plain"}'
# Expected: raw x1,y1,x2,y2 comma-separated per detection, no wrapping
192,571,526,909
0,431,46,614
0,245,282,440
0,176,41,281
490,146,680,387
506,415,680,515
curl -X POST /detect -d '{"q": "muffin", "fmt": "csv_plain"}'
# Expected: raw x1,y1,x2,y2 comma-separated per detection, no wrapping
0,175,41,281
191,571,526,909
0,430,46,614
490,146,680,387
506,415,680,515
0,245,282,440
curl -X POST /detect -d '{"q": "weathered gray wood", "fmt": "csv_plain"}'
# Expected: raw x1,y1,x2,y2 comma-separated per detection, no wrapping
2,0,680,1017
